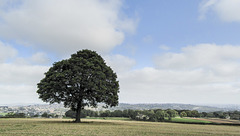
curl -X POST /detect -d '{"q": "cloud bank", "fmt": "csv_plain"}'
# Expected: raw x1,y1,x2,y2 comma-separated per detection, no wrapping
0,41,17,62
104,54,136,74
0,41,49,104
0,0,137,104
119,44,240,104
0,0,137,55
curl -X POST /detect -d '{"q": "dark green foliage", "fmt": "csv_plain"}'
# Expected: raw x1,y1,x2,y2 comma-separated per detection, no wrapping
33,114,39,117
147,111,156,121
41,112,49,118
65,109,97,118
155,110,166,121
37,49,119,122
166,109,178,120
5,112,26,118
40,112,58,118
63,108,240,124
100,110,111,117
111,110,123,117
229,111,240,120
186,110,192,117
122,110,129,117
180,111,187,118
201,112,208,117
125,109,174,122
65,110,75,118
191,110,200,117
14,113,26,118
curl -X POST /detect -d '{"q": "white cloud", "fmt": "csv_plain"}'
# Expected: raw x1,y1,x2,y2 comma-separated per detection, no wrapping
117,17,139,34
199,0,240,22
119,70,240,104
0,41,49,104
0,0,137,55
30,52,50,65
0,41,17,62
1,42,240,104
104,54,136,74
0,63,49,85
155,44,240,73
0,85,44,104
199,0,218,20
118,44,240,104
0,62,49,104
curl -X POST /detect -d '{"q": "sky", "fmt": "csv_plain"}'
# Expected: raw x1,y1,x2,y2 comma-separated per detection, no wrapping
0,0,240,105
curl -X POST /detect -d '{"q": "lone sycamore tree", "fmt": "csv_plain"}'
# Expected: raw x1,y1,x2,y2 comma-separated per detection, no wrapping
37,49,119,122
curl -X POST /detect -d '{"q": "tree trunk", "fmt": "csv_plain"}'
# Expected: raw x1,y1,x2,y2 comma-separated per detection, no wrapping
75,102,82,123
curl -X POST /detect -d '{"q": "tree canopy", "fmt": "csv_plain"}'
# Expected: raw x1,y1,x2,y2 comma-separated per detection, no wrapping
37,49,119,122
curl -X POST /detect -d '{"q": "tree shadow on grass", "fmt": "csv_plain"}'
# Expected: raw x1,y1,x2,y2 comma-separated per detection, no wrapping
38,120,121,126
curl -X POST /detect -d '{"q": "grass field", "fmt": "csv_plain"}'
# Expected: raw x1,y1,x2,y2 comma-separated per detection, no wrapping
85,117,131,121
194,118,240,124
0,118,240,136
170,118,212,124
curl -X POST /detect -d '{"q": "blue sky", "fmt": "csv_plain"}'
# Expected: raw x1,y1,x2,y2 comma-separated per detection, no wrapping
115,0,240,68
1,0,240,105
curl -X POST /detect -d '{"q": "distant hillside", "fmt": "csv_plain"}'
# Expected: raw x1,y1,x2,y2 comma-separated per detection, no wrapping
2,103,240,113
106,103,230,112
201,104,240,112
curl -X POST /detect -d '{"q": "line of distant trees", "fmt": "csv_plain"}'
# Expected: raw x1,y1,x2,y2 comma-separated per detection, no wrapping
65,109,240,122
1,109,240,121
3,112,26,118
1,112,59,118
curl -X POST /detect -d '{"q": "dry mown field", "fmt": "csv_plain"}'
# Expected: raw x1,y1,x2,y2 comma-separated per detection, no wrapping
193,118,240,124
0,118,240,136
